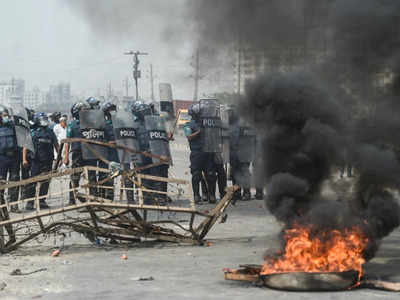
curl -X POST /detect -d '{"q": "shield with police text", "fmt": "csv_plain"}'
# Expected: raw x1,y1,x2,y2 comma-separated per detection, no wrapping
111,111,141,164
199,99,222,153
144,115,172,165
10,105,35,153
237,121,256,163
79,110,107,160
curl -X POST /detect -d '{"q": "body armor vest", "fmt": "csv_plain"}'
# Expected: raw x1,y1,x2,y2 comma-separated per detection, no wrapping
34,128,54,161
0,126,17,154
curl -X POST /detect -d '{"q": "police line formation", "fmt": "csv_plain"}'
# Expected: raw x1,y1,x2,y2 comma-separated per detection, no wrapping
0,97,263,212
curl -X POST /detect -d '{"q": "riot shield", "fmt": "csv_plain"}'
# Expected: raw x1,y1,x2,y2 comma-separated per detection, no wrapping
220,105,230,164
144,115,172,165
79,110,107,160
237,121,257,163
10,105,34,153
199,99,222,153
111,111,141,164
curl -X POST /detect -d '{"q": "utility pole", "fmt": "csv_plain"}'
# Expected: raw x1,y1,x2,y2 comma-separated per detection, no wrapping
193,49,200,101
150,64,155,102
124,50,148,100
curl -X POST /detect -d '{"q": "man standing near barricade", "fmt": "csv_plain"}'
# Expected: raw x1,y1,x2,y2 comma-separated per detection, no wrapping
98,102,119,201
20,108,36,205
132,102,153,204
113,107,141,203
184,104,203,204
25,113,59,210
229,108,256,201
0,105,27,213
64,102,97,204
143,105,172,205
185,100,221,204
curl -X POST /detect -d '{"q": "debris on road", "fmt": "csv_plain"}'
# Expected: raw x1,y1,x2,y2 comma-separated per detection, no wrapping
10,268,47,276
131,276,155,281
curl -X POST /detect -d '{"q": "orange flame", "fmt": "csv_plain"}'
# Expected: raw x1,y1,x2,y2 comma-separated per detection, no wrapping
261,224,369,276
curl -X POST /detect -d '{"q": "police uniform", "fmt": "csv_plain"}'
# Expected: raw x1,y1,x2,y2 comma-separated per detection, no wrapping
98,119,119,201
66,119,97,204
0,121,20,210
230,123,251,200
25,127,58,209
184,119,215,203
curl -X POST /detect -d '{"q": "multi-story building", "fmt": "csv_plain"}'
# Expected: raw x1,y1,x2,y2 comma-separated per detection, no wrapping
0,78,25,106
24,87,46,109
47,82,71,104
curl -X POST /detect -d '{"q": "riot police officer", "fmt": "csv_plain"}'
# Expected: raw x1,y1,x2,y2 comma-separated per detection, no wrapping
132,102,153,203
0,105,24,212
20,108,36,203
145,108,172,205
64,102,97,204
98,102,119,201
184,104,216,204
25,113,59,210
229,109,255,201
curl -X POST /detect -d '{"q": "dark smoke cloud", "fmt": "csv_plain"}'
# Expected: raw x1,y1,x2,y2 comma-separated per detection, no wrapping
186,0,400,259
241,71,400,259
188,0,306,49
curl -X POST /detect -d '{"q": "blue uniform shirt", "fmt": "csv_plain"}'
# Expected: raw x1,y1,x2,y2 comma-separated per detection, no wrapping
184,119,202,152
66,119,83,152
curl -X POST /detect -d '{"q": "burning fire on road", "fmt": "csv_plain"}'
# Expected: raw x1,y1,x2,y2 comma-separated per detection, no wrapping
261,224,368,276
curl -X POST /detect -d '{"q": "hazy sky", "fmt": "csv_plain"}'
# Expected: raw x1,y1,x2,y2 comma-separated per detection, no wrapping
0,0,231,100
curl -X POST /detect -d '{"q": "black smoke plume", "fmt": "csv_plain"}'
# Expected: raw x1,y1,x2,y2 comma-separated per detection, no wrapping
189,0,400,260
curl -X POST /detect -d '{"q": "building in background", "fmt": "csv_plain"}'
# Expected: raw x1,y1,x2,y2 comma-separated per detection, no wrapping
0,78,25,106
24,87,46,109
47,82,71,104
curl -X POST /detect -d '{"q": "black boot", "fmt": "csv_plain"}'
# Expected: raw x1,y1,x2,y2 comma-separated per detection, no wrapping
208,180,217,204
255,188,264,200
242,188,251,201
194,195,201,204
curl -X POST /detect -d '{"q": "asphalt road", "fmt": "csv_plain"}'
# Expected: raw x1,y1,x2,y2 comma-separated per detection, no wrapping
0,132,399,299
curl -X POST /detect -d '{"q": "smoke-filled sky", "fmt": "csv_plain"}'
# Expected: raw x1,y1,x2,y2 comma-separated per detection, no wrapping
0,0,233,99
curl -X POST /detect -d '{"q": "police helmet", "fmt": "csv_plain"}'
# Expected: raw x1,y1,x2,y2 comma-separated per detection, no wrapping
50,112,62,123
71,102,90,120
102,102,117,119
86,97,101,110
34,112,50,127
137,103,152,118
130,101,144,114
102,102,117,114
188,103,200,118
